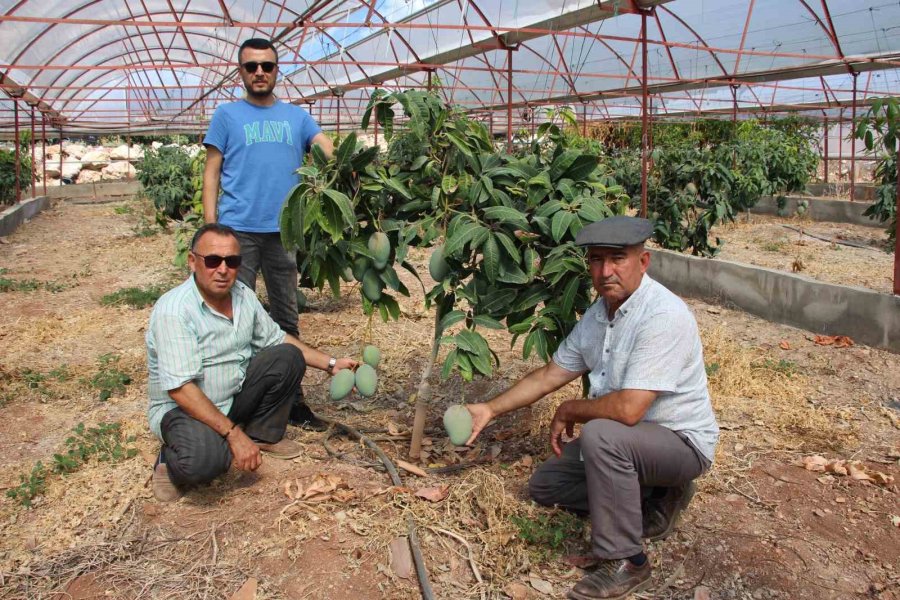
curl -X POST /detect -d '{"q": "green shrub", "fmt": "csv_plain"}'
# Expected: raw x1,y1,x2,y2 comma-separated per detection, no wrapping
0,148,35,205
100,285,164,308
136,145,193,219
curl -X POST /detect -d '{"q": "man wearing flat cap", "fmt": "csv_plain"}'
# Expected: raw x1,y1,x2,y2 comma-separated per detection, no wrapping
466,216,718,600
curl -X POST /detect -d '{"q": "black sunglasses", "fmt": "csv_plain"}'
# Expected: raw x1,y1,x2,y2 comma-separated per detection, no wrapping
241,61,277,74
192,252,242,269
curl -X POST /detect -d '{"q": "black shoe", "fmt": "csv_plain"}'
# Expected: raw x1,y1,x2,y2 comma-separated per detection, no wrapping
642,481,696,541
289,402,328,431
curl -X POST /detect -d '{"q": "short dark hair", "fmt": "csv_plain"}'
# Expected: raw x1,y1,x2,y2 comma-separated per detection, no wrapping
191,223,240,251
239,38,278,63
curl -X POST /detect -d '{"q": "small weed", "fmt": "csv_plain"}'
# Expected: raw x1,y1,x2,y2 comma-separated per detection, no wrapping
6,422,137,508
113,204,133,215
761,241,786,253
5,462,48,508
0,268,67,293
87,354,132,401
755,358,799,378
101,285,164,309
705,362,721,377
510,511,586,559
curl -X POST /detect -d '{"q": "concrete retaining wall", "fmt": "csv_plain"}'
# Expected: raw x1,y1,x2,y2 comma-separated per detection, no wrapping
45,180,140,200
0,181,140,238
805,182,876,201
751,195,881,228
648,248,900,353
0,196,51,237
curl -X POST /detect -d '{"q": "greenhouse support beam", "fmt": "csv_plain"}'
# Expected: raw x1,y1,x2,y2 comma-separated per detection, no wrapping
850,72,858,202
896,138,900,296
507,47,513,152
58,127,63,183
640,9,649,218
30,107,36,195
823,116,829,184
41,113,46,196
14,100,20,203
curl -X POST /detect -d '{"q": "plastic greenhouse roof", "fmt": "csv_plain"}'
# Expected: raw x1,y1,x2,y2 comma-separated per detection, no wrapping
1,0,900,134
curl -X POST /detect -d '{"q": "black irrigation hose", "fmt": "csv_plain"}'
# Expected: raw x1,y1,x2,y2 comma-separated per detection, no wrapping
319,417,436,600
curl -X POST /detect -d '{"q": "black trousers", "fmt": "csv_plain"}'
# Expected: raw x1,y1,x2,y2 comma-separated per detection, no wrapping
159,344,305,489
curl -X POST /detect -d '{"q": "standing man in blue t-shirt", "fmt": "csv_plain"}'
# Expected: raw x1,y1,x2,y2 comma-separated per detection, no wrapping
202,38,334,430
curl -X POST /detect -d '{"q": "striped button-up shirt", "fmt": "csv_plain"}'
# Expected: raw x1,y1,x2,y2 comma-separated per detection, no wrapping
146,276,285,439
553,275,719,462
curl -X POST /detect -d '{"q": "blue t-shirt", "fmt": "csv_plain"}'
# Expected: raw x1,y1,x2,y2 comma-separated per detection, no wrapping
203,99,321,232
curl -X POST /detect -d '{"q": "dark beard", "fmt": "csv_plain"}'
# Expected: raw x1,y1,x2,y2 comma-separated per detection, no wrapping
247,86,273,99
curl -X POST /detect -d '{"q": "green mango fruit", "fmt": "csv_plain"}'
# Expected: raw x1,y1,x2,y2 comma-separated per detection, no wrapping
329,368,355,401
369,232,391,270
443,405,473,446
429,245,450,281
341,266,354,282
352,256,371,282
685,182,698,195
362,345,381,368
295,288,307,309
361,269,383,302
354,364,378,397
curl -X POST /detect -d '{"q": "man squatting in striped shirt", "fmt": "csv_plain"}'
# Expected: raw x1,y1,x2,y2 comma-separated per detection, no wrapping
464,216,719,600
145,223,358,502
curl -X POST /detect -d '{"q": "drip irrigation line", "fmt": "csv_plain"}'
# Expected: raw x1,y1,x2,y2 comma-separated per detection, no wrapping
780,224,875,249
319,417,436,600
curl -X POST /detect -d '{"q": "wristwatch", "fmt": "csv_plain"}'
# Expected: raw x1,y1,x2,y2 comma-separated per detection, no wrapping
327,356,337,374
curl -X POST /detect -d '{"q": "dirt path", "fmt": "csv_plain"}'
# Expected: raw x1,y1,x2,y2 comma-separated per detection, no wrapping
0,197,897,599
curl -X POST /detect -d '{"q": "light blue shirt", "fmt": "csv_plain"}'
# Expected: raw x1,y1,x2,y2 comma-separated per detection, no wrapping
203,99,322,232
146,276,286,439
553,275,719,462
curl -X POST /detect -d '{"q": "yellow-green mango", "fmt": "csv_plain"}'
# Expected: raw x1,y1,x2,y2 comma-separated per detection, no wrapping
361,269,383,302
429,246,449,281
362,345,381,368
368,232,391,270
443,405,473,446
329,368,355,401
355,364,378,397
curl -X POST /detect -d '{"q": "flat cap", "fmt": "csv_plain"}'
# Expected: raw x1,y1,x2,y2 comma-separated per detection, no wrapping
574,216,653,248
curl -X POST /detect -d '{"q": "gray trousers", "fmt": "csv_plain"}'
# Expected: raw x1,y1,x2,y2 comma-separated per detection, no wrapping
234,231,299,337
528,419,709,560
159,344,305,489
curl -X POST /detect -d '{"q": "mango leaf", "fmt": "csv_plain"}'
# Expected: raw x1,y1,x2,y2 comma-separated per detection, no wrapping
523,329,549,361
551,211,577,242
443,220,481,256
456,329,489,355
321,189,354,229
494,231,521,263
350,146,379,172
497,258,530,285
578,199,612,223
384,177,413,200
562,155,599,182
334,132,357,169
442,174,458,194
473,314,504,330
479,288,518,313
470,225,490,250
439,310,467,332
379,294,401,321
535,199,563,218
481,234,501,283
482,206,530,229
559,276,581,317
549,150,580,182
468,347,493,377
441,349,459,380
511,284,549,312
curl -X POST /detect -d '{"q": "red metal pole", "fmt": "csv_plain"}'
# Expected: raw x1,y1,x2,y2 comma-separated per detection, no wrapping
507,47,513,153
41,114,47,195
823,116,829,184
895,140,899,295
336,96,341,136
850,72,858,202
30,107,36,195
58,126,63,184
582,102,587,138
838,114,843,187
374,104,378,145
530,106,535,140
640,11,649,218
14,100,21,203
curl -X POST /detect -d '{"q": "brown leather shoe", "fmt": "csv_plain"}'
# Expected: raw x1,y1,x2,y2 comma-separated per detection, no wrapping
152,463,183,503
567,558,651,600
257,438,303,460
642,480,696,541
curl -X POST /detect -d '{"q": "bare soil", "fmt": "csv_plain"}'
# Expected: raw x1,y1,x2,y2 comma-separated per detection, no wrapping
657,213,894,294
0,197,897,600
